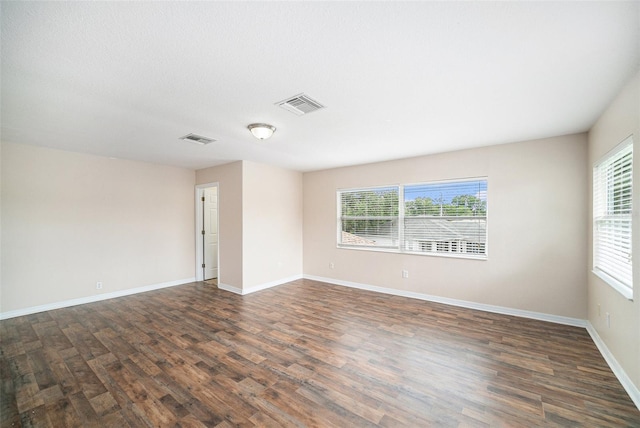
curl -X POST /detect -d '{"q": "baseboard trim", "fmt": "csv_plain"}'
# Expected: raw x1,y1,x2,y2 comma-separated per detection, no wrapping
4,274,636,410
217,283,242,295
0,277,196,320
303,274,587,328
243,274,304,295
303,274,640,410
218,275,303,296
586,322,640,410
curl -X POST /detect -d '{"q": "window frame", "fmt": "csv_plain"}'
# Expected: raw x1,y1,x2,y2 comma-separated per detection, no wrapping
592,135,634,300
336,184,400,250
337,177,488,260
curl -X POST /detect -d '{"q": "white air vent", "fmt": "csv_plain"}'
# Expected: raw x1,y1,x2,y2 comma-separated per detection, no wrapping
179,133,216,145
276,93,325,116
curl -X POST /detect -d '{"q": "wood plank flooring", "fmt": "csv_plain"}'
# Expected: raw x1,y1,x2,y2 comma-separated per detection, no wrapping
2,278,639,427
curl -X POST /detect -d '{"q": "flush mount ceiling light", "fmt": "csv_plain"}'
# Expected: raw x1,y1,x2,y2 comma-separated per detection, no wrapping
248,123,276,140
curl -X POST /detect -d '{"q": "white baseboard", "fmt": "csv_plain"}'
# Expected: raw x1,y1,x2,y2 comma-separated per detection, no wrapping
586,322,640,410
303,274,587,328
243,274,303,295
217,283,242,295
0,277,196,320
304,274,640,411
218,275,303,296
4,273,637,411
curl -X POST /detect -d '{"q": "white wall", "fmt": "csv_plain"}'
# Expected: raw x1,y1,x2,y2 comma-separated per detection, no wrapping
1,142,196,314
242,161,303,290
588,71,640,392
303,134,588,319
196,160,303,292
196,161,244,290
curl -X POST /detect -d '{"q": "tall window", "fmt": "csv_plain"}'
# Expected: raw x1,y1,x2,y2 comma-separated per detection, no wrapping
593,136,633,299
338,178,487,259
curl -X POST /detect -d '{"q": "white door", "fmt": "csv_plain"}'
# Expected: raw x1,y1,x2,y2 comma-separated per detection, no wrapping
204,187,218,280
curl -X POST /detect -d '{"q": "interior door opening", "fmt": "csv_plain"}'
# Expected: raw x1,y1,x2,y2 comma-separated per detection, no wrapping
195,183,219,284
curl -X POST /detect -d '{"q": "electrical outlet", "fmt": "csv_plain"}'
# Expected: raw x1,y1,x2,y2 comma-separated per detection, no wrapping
96,282,103,290
606,312,611,328
402,270,409,278
597,304,601,317
330,262,335,269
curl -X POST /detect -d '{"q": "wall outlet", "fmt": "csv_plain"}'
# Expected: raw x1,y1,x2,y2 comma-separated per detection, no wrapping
597,304,601,317
96,282,103,290
330,262,335,269
402,270,409,278
606,312,611,328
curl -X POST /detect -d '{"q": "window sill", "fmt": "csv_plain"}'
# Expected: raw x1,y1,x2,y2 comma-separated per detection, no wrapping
337,245,487,261
592,269,633,301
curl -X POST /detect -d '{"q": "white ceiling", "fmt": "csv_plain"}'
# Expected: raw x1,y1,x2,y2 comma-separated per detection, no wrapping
1,1,639,172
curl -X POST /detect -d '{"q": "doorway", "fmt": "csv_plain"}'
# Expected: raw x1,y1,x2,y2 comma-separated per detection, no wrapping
195,183,219,283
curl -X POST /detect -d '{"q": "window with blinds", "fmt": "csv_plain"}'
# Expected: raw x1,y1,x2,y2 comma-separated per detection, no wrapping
338,187,399,248
337,178,488,259
403,179,487,257
593,136,633,299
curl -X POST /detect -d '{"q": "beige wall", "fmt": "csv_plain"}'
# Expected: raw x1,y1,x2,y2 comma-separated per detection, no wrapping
196,161,244,290
242,161,303,289
304,134,588,319
1,142,196,313
196,161,303,292
588,71,640,390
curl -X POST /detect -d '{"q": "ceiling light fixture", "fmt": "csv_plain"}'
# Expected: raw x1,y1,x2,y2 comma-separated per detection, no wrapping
248,123,276,140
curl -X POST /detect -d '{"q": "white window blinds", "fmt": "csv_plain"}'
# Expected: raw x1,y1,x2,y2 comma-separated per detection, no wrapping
339,187,399,248
337,178,488,259
593,136,633,297
404,180,487,256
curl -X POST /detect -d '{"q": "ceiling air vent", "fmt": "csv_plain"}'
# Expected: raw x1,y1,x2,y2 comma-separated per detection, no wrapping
276,93,325,116
179,133,216,145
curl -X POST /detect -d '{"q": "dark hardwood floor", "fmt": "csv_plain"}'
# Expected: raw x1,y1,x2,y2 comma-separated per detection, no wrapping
1,279,639,427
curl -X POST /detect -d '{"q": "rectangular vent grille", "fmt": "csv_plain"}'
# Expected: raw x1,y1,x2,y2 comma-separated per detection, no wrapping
276,93,325,116
179,133,216,145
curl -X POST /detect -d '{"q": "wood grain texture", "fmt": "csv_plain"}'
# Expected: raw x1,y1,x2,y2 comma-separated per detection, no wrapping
2,279,639,427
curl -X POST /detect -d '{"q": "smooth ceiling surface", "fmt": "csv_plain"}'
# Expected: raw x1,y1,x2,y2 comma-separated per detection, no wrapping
1,1,639,171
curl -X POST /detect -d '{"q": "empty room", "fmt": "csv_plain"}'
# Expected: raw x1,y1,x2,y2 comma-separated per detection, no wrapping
1,1,639,426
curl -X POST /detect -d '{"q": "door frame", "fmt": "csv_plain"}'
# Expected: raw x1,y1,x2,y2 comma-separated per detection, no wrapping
195,182,220,282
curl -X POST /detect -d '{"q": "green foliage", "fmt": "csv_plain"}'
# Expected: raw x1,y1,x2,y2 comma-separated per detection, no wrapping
404,197,438,216
341,190,398,217
341,190,398,235
340,189,486,236
405,194,486,217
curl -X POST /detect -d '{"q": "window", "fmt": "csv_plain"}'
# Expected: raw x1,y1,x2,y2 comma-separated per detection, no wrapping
338,178,487,259
593,136,633,299
403,180,487,257
339,187,399,248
